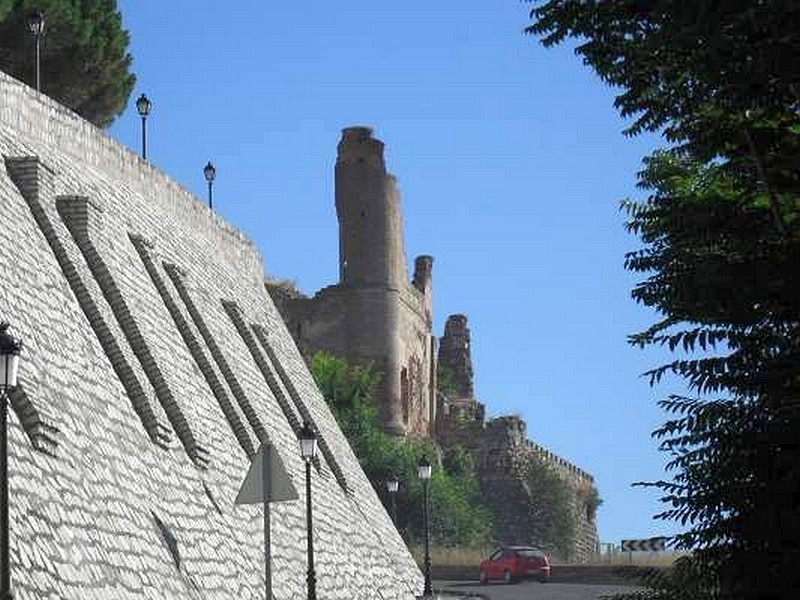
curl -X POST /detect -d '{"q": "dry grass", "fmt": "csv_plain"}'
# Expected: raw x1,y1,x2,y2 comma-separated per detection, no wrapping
409,546,686,568
409,547,487,568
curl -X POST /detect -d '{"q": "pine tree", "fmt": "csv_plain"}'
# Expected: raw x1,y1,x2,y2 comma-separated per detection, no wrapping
0,0,135,128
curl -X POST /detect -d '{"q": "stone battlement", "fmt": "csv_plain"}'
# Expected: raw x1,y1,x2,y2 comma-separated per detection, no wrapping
525,438,594,484
437,401,593,485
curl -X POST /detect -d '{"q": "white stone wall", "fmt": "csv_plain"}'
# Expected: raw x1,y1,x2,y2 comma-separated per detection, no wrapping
0,71,421,599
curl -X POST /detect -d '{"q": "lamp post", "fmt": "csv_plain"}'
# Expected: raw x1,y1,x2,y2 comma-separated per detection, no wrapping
386,473,399,527
26,11,45,92
417,455,433,598
203,161,216,210
0,323,22,600
298,422,317,600
135,94,151,159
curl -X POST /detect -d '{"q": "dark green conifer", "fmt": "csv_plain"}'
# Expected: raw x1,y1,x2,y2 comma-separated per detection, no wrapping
0,0,135,128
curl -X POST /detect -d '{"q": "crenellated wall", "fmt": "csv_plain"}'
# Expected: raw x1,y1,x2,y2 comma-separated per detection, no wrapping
437,391,599,561
0,71,420,599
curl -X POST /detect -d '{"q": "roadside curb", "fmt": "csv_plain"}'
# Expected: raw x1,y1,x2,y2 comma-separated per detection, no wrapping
432,565,669,586
435,591,491,600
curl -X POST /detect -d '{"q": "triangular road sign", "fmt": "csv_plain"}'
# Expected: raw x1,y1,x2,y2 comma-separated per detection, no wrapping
235,443,298,505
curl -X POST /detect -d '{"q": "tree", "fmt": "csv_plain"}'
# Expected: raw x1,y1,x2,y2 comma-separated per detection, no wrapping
526,2,800,598
311,351,493,548
0,0,135,127
523,452,577,561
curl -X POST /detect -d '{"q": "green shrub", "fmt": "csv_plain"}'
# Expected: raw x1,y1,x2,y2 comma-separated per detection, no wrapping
311,351,492,548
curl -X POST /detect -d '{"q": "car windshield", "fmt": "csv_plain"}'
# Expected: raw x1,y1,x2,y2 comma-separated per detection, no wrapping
515,549,544,558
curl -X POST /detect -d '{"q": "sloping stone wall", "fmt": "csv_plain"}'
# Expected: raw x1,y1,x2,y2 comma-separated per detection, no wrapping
0,71,420,599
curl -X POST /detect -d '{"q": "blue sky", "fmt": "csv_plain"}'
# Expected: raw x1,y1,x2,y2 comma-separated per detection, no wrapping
110,0,683,546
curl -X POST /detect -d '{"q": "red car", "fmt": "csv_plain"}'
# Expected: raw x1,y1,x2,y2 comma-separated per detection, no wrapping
479,546,551,584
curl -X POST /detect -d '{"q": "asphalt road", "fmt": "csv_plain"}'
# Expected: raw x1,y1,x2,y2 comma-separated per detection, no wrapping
435,580,638,600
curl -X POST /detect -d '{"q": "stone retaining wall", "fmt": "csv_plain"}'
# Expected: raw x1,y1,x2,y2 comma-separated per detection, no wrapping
0,70,421,599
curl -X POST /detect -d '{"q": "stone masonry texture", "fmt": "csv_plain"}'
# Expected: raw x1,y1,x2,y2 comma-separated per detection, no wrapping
0,71,422,599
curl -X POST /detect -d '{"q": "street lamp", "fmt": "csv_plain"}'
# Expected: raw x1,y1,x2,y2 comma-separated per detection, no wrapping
386,473,399,526
417,455,433,598
26,11,45,92
0,323,22,600
203,161,216,210
298,422,317,600
135,94,151,159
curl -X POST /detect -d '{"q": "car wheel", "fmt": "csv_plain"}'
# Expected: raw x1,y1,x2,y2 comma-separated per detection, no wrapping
503,570,513,584
479,570,488,584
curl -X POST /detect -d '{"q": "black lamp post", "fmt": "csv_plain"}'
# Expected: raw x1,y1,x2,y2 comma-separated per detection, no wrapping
26,11,45,92
386,473,399,526
135,94,151,159
298,422,317,600
0,323,22,600
417,455,433,598
203,161,216,210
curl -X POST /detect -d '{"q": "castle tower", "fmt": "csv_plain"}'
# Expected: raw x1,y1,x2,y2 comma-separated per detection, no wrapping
333,127,413,435
438,314,474,399
267,127,436,437
336,126,408,288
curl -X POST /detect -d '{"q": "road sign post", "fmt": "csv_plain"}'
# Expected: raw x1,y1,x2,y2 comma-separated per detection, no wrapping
236,443,298,600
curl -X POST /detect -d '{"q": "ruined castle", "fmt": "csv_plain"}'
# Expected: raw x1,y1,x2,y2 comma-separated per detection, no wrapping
268,128,599,561
267,126,436,437
0,72,420,598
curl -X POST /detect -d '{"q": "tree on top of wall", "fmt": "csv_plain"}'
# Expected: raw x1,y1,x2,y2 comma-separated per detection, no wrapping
584,485,602,522
523,453,577,561
0,0,135,127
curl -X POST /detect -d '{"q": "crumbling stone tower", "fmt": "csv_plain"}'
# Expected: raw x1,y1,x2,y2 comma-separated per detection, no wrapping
268,127,436,436
437,314,474,400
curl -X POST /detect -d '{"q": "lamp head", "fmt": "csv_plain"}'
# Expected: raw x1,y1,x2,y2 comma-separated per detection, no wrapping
135,93,151,117
386,474,399,493
203,161,216,182
298,421,317,460
26,11,45,36
0,322,23,389
417,455,432,480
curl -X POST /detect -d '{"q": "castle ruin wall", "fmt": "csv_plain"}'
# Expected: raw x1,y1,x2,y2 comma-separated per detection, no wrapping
437,406,599,562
